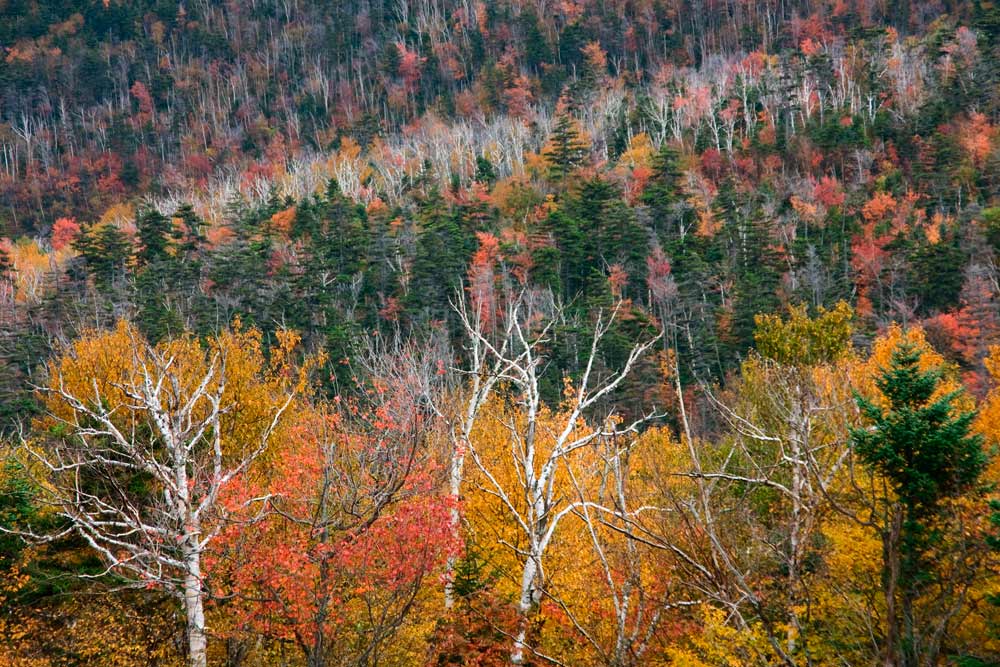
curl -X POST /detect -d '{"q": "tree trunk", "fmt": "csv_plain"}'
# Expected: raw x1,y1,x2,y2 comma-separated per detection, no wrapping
444,443,465,610
183,557,208,667
511,552,540,665
307,575,329,667
883,507,903,667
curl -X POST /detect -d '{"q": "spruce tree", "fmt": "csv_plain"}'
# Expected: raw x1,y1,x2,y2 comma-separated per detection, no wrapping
851,344,986,666
408,187,471,320
136,206,172,267
544,111,588,182
74,223,132,289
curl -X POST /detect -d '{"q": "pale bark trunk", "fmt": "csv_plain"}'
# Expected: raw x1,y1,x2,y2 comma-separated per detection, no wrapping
183,554,208,667
443,445,465,610
511,553,540,665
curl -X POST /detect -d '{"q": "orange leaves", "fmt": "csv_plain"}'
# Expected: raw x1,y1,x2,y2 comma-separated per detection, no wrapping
581,41,607,73
862,191,896,225
790,195,821,224
211,390,454,661
608,263,629,299
268,206,296,235
961,112,997,167
800,37,823,57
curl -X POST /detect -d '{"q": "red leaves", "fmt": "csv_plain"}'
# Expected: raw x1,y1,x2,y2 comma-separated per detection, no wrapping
813,176,846,208
50,216,80,251
468,232,502,326
646,245,675,305
398,43,425,92
210,388,455,657
503,76,534,119
130,81,154,122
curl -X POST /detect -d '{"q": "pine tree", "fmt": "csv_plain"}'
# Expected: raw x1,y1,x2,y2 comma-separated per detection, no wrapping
474,156,497,185
408,187,472,320
851,344,986,666
544,110,589,182
74,224,132,289
136,207,172,267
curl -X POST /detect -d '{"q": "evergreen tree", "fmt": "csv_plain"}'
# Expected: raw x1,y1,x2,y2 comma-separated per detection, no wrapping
544,110,589,182
408,187,471,320
174,204,206,257
717,180,782,355
74,223,132,289
907,234,966,316
136,206,172,267
474,156,497,185
851,344,986,666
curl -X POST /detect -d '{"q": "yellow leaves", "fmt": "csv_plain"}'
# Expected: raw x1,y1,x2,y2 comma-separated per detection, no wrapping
976,346,1000,448
616,132,655,171
0,550,183,667
5,237,52,304
852,324,967,410
40,319,310,466
666,607,772,667
98,202,136,229
523,149,549,179
753,301,853,366
822,519,880,584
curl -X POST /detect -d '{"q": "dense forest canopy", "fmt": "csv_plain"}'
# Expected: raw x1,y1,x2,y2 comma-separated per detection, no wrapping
2,0,1000,665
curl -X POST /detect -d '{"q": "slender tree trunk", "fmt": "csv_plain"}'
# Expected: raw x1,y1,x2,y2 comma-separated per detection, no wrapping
443,443,465,610
901,505,918,667
902,585,917,667
883,507,903,667
788,394,804,657
183,551,208,667
512,551,540,665
308,556,331,667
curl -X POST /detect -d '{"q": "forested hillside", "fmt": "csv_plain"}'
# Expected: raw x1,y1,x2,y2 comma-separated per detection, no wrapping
2,0,1000,665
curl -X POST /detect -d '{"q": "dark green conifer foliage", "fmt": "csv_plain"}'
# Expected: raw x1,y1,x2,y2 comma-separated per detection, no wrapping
851,344,986,666
544,111,588,182
136,207,172,267
852,345,985,528
907,233,966,316
74,223,132,289
474,156,497,185
293,179,371,391
408,187,471,319
717,180,782,354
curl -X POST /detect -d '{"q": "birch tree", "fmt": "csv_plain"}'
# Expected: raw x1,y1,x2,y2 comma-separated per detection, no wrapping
454,291,661,663
10,321,307,667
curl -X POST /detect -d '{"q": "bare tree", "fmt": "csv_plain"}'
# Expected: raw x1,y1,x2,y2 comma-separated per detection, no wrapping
453,291,661,663
8,325,301,667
